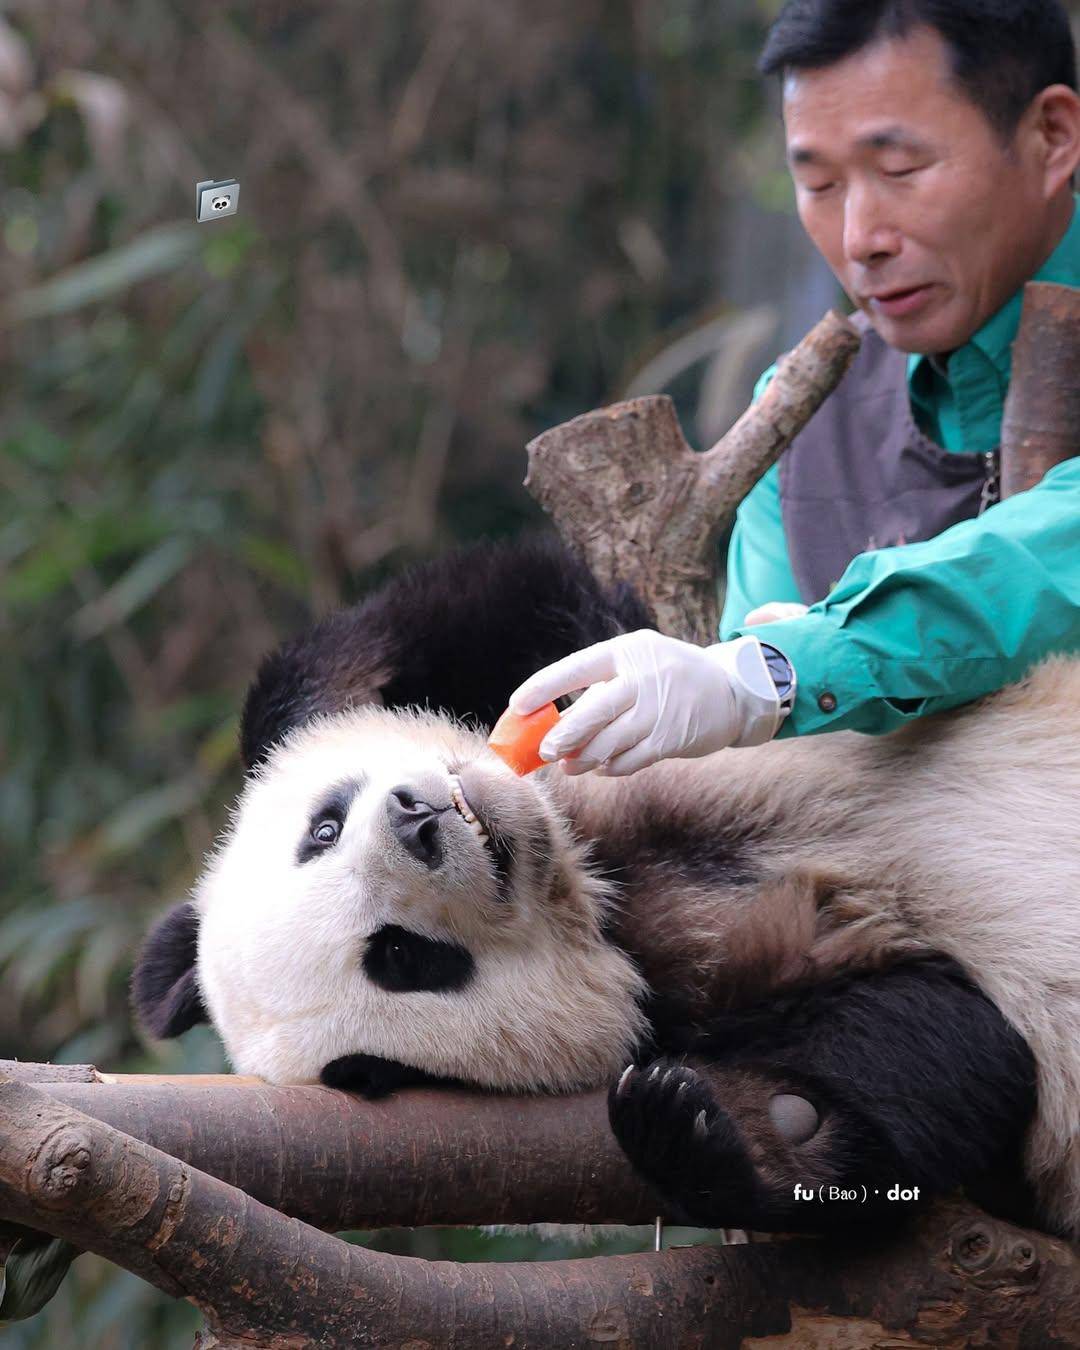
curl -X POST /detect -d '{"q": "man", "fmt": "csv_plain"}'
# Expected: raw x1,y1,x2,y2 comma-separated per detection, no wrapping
509,0,1080,777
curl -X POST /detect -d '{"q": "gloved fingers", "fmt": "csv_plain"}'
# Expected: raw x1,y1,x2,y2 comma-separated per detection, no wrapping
555,703,651,771
742,601,809,626
507,639,620,717
538,676,636,761
593,735,661,777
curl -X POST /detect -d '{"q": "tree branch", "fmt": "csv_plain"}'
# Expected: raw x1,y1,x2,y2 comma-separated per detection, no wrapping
4,1074,1080,1348
1000,281,1080,498
29,1073,663,1229
523,309,860,644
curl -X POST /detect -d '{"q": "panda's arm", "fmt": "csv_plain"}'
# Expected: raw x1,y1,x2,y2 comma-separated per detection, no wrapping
320,1053,471,1101
610,954,1038,1234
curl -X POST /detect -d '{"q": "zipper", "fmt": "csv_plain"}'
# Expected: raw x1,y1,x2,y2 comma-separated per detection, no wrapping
978,449,1001,515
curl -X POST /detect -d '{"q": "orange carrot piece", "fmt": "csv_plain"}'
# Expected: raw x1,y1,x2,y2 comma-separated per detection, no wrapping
487,703,562,776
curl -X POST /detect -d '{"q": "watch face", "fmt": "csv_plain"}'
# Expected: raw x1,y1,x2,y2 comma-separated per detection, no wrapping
760,643,795,704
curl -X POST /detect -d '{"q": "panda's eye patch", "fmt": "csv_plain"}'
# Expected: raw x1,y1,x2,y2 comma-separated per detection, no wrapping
296,776,365,865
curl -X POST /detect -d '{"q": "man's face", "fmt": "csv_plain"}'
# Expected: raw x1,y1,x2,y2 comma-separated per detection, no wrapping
783,25,1055,354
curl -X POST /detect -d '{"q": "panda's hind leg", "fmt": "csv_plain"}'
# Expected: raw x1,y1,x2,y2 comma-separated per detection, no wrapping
609,955,1037,1234
609,1055,897,1234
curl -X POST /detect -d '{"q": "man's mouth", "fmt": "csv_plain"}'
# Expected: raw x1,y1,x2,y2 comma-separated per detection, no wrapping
865,284,935,318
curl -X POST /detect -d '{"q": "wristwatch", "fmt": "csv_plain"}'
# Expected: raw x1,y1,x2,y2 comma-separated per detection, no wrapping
758,641,797,726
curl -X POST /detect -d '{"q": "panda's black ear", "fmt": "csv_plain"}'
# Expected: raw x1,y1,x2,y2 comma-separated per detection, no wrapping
130,902,208,1038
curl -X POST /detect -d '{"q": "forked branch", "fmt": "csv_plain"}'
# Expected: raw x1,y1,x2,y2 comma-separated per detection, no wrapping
524,309,861,643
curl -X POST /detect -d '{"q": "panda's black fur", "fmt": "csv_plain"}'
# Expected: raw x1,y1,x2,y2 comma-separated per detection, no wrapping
133,527,1047,1238
240,532,652,771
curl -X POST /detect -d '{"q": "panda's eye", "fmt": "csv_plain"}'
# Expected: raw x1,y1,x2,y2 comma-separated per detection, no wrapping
312,818,341,846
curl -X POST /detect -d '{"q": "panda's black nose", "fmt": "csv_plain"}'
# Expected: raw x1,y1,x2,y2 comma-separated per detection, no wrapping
386,786,443,869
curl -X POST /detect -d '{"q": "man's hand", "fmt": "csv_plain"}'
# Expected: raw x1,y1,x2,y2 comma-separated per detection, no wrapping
743,601,810,625
507,630,783,777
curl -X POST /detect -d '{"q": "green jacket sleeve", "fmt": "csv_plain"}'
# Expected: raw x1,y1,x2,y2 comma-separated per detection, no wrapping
727,456,1080,737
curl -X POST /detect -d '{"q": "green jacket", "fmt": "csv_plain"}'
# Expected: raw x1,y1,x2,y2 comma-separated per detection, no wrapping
720,196,1080,738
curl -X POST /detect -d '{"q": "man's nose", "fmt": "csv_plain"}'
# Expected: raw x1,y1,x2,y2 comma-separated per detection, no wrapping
843,183,901,266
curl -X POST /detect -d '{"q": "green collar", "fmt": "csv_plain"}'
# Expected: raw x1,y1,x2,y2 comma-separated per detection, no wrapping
907,194,1080,453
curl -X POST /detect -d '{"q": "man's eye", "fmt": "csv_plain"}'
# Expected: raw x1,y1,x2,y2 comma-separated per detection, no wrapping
312,818,341,845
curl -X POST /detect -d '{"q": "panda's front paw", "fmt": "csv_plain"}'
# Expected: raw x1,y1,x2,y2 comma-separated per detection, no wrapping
608,1057,762,1228
320,1052,458,1100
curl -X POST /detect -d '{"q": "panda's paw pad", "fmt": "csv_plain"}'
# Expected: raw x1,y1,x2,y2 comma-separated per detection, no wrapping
608,1057,726,1179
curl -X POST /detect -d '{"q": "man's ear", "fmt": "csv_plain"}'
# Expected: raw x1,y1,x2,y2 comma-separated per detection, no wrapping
130,901,208,1038
1031,84,1080,199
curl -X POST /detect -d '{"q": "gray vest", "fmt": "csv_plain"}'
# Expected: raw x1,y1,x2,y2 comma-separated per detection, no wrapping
778,314,1000,603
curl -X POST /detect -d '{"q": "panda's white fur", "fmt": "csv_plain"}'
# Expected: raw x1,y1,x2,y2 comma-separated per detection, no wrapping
195,705,649,1093
190,656,1080,1239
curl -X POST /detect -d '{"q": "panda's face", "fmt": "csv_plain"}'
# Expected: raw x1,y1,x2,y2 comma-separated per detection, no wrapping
193,705,648,1091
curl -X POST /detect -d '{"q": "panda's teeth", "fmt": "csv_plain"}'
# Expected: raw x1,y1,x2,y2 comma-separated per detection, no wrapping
449,777,488,844
450,781,477,822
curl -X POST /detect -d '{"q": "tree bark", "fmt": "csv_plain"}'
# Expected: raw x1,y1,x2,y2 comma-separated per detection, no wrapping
1000,281,1080,498
4,1075,1080,1349
31,1075,663,1229
523,309,860,644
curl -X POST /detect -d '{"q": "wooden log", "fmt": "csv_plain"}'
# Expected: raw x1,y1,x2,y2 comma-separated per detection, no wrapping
0,1059,263,1088
1000,281,1080,498
4,1076,1080,1349
523,309,860,644
34,1077,663,1229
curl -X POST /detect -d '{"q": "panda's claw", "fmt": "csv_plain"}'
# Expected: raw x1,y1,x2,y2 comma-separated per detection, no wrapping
616,1064,635,1098
607,1055,760,1229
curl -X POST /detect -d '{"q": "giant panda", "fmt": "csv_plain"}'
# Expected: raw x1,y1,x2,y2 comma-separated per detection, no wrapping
132,529,1080,1241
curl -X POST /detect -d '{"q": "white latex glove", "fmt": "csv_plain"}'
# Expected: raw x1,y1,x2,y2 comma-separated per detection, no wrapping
506,630,783,777
743,601,809,626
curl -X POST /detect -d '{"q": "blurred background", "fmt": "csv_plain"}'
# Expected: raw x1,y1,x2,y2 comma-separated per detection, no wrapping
1,1,1077,1344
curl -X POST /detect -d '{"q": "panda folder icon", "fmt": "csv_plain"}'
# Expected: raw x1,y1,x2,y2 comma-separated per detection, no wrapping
196,179,240,222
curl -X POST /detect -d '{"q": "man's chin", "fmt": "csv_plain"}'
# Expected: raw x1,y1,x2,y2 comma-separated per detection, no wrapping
860,297,970,358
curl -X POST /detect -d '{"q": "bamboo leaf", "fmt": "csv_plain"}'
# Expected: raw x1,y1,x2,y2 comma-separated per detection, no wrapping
0,1236,80,1326
231,532,311,593
197,716,242,776
192,319,246,426
70,537,192,639
6,224,202,322
87,775,206,861
74,924,136,1019
0,900,99,969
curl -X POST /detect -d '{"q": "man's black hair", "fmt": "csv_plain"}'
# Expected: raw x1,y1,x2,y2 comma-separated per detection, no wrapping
759,0,1078,139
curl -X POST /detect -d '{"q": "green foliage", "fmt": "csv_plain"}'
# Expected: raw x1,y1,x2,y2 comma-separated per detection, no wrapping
0,0,796,1341
1,1236,80,1328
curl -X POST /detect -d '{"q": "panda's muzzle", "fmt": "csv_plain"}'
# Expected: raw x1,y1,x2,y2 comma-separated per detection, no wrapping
385,777,514,893
449,770,515,894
